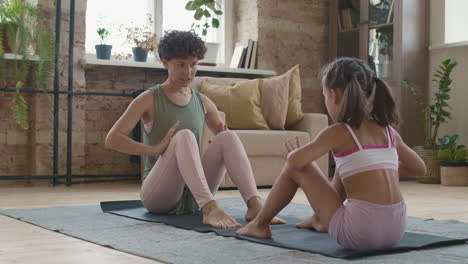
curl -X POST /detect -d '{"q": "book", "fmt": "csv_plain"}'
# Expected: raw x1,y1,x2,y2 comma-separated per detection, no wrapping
249,40,258,69
229,46,246,68
341,8,353,30
230,40,250,68
244,39,254,69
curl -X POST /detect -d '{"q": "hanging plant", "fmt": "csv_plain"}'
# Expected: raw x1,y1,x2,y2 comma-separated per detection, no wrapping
185,0,223,37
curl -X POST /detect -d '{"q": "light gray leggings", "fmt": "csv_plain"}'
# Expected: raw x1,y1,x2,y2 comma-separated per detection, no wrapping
140,129,260,213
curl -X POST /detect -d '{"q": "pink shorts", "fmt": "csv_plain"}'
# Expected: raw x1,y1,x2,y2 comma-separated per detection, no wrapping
328,198,406,250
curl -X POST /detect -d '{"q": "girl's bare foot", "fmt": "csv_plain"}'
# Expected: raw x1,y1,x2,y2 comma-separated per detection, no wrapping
202,200,242,229
236,219,272,238
295,214,328,233
244,196,287,225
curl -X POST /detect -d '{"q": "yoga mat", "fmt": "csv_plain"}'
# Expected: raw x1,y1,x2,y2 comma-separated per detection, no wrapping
1,198,468,263
100,199,468,259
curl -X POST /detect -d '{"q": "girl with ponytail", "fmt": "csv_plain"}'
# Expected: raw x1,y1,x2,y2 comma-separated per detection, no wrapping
237,57,427,250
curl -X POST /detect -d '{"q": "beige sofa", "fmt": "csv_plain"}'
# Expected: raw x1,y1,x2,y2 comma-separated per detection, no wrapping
191,77,329,188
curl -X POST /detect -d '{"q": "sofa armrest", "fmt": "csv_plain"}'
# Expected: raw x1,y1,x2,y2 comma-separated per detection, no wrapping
290,113,328,140
201,111,226,155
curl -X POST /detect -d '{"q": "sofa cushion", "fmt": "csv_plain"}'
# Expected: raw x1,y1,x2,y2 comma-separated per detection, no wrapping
200,80,270,130
234,130,310,156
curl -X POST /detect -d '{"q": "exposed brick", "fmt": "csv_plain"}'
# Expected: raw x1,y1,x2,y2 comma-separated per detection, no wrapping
6,131,29,145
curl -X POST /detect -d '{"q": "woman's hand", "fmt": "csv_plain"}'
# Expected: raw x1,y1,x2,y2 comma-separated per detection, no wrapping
281,136,301,160
151,121,180,155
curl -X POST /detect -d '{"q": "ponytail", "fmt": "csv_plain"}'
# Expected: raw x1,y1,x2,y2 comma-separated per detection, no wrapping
372,77,399,126
337,76,366,129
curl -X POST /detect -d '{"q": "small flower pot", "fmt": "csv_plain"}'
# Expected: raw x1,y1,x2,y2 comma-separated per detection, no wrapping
132,47,148,62
95,44,112,60
440,163,468,186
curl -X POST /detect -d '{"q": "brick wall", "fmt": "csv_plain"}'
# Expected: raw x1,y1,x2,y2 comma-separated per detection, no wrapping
234,0,329,114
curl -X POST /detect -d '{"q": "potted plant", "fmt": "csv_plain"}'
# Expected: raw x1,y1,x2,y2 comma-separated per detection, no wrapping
402,58,457,183
185,0,223,64
0,0,55,129
438,135,468,186
125,14,158,62
95,27,112,60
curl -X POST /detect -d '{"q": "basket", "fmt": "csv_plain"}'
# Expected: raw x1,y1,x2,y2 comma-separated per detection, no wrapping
413,146,440,184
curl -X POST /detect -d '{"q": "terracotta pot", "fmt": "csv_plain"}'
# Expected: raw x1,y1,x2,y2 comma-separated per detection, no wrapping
413,146,440,184
441,166,468,186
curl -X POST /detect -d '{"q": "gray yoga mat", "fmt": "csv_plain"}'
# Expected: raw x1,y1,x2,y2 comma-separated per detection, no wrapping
1,197,468,263
100,199,468,259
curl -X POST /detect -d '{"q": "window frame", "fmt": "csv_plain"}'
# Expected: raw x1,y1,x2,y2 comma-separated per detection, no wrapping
85,0,233,66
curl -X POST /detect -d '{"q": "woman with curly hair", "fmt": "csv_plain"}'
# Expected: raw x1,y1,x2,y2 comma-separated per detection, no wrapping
105,30,284,229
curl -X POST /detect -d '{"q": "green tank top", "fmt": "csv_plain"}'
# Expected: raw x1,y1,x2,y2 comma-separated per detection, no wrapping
143,84,205,215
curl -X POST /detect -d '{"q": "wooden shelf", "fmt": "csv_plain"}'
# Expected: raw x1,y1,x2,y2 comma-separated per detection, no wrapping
83,55,276,78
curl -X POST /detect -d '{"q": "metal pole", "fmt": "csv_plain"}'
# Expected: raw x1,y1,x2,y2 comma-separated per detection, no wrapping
53,0,62,186
66,0,75,186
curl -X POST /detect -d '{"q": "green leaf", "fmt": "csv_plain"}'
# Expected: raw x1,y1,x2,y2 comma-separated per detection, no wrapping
212,17,220,28
438,149,452,161
204,9,211,18
214,10,223,15
194,8,204,20
206,1,216,11
185,1,198,10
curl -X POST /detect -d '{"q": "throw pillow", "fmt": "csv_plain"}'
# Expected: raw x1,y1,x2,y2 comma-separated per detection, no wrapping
260,64,304,129
199,80,270,130
284,64,304,128
260,73,289,129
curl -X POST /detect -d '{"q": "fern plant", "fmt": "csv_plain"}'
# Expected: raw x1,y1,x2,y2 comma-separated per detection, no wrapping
402,58,457,148
0,0,55,130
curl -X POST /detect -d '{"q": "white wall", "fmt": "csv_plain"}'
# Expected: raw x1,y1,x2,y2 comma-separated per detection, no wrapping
429,0,468,146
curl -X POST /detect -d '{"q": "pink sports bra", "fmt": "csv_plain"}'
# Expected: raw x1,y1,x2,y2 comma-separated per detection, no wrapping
332,123,399,179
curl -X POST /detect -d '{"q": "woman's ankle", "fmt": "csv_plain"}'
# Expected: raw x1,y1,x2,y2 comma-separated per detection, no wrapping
201,200,219,215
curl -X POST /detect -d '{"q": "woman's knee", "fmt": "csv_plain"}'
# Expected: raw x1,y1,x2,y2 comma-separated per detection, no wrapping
213,130,239,146
216,130,237,139
173,129,197,143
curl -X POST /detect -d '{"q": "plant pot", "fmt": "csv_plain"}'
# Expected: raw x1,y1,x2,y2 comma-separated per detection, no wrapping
413,145,440,184
441,166,468,186
132,47,148,62
95,44,112,60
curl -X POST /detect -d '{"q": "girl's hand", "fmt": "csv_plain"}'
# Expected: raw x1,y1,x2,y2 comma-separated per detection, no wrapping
151,121,180,155
281,136,301,159
216,122,228,134
209,122,228,144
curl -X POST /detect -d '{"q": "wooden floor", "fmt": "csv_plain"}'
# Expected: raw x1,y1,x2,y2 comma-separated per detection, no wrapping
0,180,467,264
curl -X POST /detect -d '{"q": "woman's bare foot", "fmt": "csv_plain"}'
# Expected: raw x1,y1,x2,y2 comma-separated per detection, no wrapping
236,219,272,238
202,200,242,229
295,214,328,233
244,196,287,225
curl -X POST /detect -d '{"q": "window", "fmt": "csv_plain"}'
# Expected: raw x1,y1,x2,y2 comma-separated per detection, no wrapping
85,0,231,64
445,0,468,43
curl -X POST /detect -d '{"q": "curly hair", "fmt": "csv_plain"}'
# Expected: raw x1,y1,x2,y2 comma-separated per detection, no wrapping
157,30,207,61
